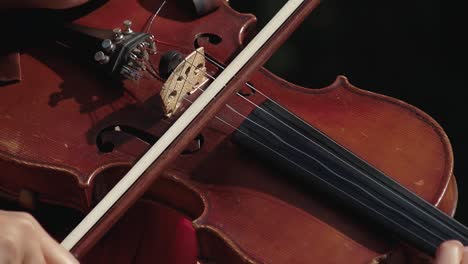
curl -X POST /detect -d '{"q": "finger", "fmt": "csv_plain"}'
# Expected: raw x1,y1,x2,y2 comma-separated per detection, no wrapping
23,242,46,264
0,238,19,264
36,227,79,264
31,0,89,9
0,216,25,264
0,0,88,9
9,212,78,264
461,246,468,264
434,240,463,264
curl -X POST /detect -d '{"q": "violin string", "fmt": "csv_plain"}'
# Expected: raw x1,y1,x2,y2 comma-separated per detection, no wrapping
180,95,440,250
136,4,466,254
144,0,167,34
174,58,450,242
147,27,464,243
170,57,467,243
66,0,321,250
186,87,448,245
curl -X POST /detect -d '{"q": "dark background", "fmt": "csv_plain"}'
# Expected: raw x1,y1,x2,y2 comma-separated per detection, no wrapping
228,1,466,222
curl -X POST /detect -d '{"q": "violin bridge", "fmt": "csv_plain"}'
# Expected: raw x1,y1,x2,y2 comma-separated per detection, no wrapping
160,47,208,117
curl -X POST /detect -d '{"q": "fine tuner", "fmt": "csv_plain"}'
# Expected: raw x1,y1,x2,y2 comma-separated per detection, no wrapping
93,19,156,80
83,19,208,117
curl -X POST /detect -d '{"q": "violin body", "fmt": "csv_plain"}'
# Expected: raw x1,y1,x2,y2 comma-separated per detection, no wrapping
0,0,257,212
145,71,456,263
0,0,454,263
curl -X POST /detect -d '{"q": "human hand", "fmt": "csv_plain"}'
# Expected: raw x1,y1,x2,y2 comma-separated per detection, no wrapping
434,240,468,264
1,0,88,9
0,210,78,264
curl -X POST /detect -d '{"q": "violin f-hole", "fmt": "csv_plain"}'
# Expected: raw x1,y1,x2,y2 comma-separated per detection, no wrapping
96,125,158,153
194,33,223,48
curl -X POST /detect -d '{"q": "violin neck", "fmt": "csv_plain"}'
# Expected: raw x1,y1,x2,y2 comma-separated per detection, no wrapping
232,99,468,256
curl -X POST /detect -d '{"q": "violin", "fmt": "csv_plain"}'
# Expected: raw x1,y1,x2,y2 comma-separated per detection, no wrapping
0,0,456,263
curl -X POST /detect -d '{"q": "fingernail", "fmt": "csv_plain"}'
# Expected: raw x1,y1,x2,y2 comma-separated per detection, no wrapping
436,241,463,264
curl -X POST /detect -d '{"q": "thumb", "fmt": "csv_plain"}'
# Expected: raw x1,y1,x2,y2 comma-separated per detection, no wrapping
434,240,463,264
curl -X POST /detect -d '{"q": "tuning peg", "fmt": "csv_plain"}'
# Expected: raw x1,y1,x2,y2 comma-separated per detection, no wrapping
94,51,109,64
113,28,124,41
123,20,133,34
101,39,115,53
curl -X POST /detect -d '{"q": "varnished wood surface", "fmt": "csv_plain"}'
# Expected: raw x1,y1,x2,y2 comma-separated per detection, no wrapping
0,0,453,263
140,70,455,263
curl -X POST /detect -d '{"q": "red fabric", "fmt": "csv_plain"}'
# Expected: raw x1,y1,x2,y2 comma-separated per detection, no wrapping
0,53,21,83
82,200,197,264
